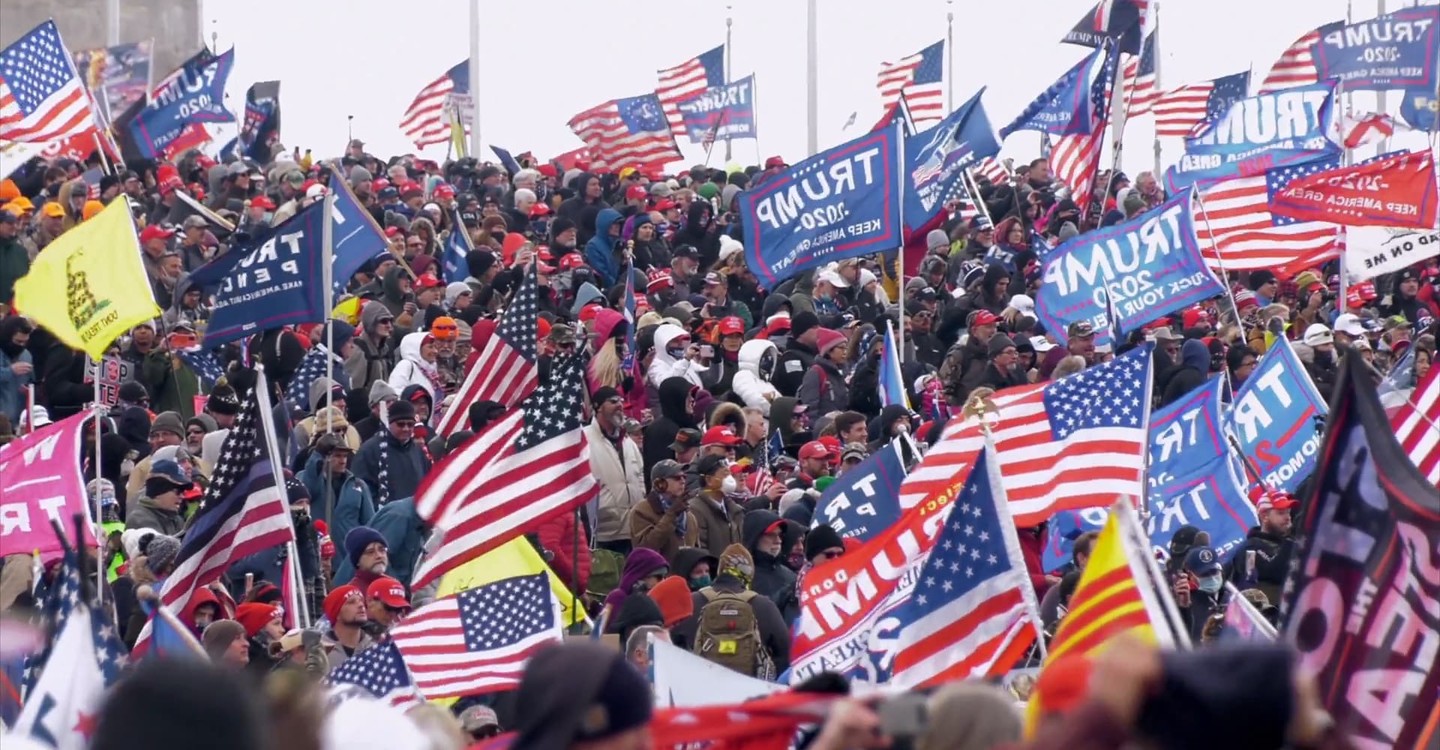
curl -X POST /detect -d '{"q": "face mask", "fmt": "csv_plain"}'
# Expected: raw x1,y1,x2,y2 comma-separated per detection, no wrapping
666,346,685,359
1197,575,1222,593
262,212,274,223
689,575,711,590
720,475,738,494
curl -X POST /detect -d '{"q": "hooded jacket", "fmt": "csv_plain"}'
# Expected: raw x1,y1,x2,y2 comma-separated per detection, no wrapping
584,208,626,288
646,323,705,391
641,376,697,478
0,316,33,423
387,332,441,416
585,418,646,544
743,510,799,620
347,301,397,390
731,340,780,414
601,548,669,614
1160,339,1210,407
773,338,818,398
297,451,376,551
798,349,849,417
159,273,209,332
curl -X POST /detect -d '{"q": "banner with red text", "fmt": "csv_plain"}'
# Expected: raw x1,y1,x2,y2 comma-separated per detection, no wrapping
1270,150,1438,229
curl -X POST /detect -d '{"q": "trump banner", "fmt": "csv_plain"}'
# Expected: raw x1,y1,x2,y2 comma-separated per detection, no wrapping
1230,338,1327,494
677,76,757,143
1165,81,1339,192
739,127,902,287
1312,6,1440,92
127,48,236,160
1279,353,1439,750
1149,377,1228,486
1344,227,1440,282
1269,150,1438,229
811,440,908,541
0,413,95,563
1035,190,1225,343
903,88,1001,231
325,176,393,295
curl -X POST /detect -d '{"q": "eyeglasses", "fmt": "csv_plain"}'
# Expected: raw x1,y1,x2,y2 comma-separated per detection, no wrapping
821,550,844,560
392,420,416,429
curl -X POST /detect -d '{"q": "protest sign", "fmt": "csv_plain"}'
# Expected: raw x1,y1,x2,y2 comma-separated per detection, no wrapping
1269,150,1438,229
1036,190,1225,343
811,440,907,541
1165,82,1339,192
903,88,1000,230
83,356,135,408
739,127,902,287
677,76,757,143
0,413,95,562
1312,6,1440,91
1230,338,1327,494
1344,227,1440,282
650,636,783,706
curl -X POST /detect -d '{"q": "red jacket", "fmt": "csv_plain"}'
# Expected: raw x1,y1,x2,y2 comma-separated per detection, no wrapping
536,511,590,596
1016,524,1052,597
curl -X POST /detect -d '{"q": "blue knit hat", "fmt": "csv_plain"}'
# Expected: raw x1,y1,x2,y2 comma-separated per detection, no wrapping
344,526,386,567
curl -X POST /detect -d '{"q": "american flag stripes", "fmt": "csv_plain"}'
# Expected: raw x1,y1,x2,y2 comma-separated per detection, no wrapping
889,446,1038,688
1150,71,1249,138
1392,363,1439,486
901,346,1153,526
1193,155,1342,272
655,45,724,134
433,262,541,437
568,92,683,171
877,41,945,128
410,354,596,589
1258,23,1341,93
134,379,296,655
972,157,1010,185
390,573,562,698
1050,44,1117,217
325,641,423,708
398,60,469,150
1122,29,1160,116
0,21,96,143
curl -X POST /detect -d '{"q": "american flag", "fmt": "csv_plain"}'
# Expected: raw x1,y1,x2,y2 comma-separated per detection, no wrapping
134,377,296,655
972,157,1010,185
889,447,1038,688
1193,154,1342,272
12,593,127,747
1050,45,1117,217
325,641,423,709
433,262,540,437
901,345,1153,526
1151,71,1249,138
410,354,596,589
176,347,226,391
877,41,945,128
1122,29,1160,116
0,21,96,143
23,549,126,692
390,573,562,698
284,342,345,407
1064,0,1150,55
1258,22,1341,93
398,60,469,150
567,92,682,172
1392,361,1439,486
655,44,724,135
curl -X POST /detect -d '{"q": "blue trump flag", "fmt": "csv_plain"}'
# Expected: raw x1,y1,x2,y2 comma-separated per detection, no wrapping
490,145,522,175
999,44,1113,139
1312,6,1439,92
1399,87,1437,131
878,321,909,411
677,75,757,144
1035,190,1225,344
903,87,1000,231
1149,376,1228,486
1229,338,1327,494
220,80,281,163
189,200,331,347
325,175,392,296
810,439,907,541
443,209,472,284
738,125,902,288
128,48,236,159
1165,81,1339,192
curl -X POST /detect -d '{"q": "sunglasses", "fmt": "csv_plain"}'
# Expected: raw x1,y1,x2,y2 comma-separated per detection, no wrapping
821,550,844,560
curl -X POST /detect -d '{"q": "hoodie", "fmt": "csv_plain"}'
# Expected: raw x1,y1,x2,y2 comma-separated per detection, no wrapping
743,510,799,620
584,208,625,288
601,547,669,614
646,323,706,392
1160,339,1210,407
732,340,780,414
387,332,441,415
642,376,698,478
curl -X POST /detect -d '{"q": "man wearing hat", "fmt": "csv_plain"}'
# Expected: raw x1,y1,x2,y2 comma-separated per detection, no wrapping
1039,320,1097,380
458,705,502,743
234,601,286,670
126,459,191,536
630,459,701,561
586,385,646,556
335,525,389,592
298,433,376,552
773,311,820,398
668,427,702,466
322,585,373,669
0,208,26,313
1174,546,1226,643
1226,489,1297,604
351,398,431,505
364,576,411,635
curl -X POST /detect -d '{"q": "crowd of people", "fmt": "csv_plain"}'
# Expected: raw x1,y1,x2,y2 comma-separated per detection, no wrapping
0,122,1434,749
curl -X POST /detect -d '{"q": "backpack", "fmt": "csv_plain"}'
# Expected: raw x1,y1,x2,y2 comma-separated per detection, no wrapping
587,548,626,601
692,587,774,679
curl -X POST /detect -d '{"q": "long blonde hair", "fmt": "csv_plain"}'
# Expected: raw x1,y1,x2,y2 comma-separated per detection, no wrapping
589,337,622,389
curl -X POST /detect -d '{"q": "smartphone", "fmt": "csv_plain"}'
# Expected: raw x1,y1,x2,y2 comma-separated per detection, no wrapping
700,345,714,358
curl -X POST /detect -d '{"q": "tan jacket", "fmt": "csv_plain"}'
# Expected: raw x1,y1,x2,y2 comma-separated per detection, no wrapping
628,493,700,561
689,491,745,559
584,421,646,543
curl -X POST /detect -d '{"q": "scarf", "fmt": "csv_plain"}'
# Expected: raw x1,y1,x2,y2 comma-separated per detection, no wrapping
658,494,688,538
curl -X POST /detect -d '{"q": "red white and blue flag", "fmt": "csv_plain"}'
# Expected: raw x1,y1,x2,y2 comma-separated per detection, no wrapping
655,44,724,135
399,60,469,150
568,93,683,171
878,41,945,128
326,641,424,708
434,262,541,437
1150,71,1250,138
1122,29,1160,116
1193,153,1343,272
1258,22,1342,93
0,21,96,143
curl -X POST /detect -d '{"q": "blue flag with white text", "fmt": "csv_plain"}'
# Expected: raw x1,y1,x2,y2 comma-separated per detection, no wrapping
903,88,1000,230
443,210,472,284
128,48,236,159
810,440,907,541
1229,338,1327,494
1311,7,1439,92
999,45,1114,139
678,76,757,143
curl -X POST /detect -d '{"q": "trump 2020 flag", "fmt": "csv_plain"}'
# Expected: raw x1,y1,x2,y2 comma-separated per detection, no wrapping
1000,45,1113,139
1036,189,1224,344
677,76,757,144
904,87,1000,231
443,210,472,284
1311,6,1440,92
810,438,907,541
1230,337,1327,494
738,126,902,288
127,48,235,160
879,321,909,410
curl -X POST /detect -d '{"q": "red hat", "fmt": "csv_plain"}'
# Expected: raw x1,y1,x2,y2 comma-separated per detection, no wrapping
433,184,456,200
764,156,788,169
323,585,363,624
156,164,183,194
537,318,552,339
559,253,586,271
646,268,673,291
1345,280,1377,308
578,302,601,323
139,224,175,243
372,178,391,193
366,576,411,610
653,199,678,212
815,327,847,357
399,182,424,197
249,195,276,210
970,310,999,328
1251,487,1298,514
536,164,558,178
625,185,649,201
234,602,283,638
718,316,745,336
799,440,831,461
648,576,694,629
502,232,530,265
702,426,742,446
415,273,443,290
1181,308,1210,330
529,202,552,218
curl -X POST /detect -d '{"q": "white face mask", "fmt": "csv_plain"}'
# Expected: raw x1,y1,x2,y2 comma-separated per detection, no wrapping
720,475,738,494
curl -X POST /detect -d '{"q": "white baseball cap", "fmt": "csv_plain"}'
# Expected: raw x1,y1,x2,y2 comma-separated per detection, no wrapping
1332,313,1365,337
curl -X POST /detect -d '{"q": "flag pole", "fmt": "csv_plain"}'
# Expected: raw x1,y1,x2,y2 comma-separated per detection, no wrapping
805,0,819,155
322,188,336,422
468,0,482,159
1150,1,1163,180
724,5,734,163
93,378,104,587
253,365,311,629
1114,500,1192,649
945,0,954,115
895,115,907,360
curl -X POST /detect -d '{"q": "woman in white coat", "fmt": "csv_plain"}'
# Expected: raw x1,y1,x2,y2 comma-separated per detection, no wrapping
387,332,444,421
731,339,780,415
646,323,707,392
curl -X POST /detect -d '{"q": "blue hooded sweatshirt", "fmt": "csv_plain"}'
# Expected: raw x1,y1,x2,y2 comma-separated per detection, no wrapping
584,208,625,288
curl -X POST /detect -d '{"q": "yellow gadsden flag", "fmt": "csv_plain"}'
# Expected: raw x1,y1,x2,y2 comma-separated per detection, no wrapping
14,199,160,358
436,536,589,629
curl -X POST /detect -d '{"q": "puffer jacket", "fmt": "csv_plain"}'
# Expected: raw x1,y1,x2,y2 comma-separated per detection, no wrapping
585,420,646,544
731,340,780,414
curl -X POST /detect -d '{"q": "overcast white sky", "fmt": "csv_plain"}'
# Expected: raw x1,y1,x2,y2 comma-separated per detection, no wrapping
202,0,1414,175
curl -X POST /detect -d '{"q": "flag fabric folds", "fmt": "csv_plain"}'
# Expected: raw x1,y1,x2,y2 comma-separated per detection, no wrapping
1269,149,1438,229
1258,22,1342,93
567,93,683,171
325,640,424,708
390,573,563,699
436,536,590,629
1392,360,1440,486
399,60,469,150
411,354,596,589
434,262,541,437
655,44,725,134
1122,29,1160,116
1193,154,1343,272
1062,0,1150,55
12,198,160,359
1150,71,1249,138
877,41,945,128
878,321,909,411
0,21,96,143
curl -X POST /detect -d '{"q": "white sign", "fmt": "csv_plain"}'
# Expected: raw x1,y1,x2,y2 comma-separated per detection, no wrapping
1345,227,1440,282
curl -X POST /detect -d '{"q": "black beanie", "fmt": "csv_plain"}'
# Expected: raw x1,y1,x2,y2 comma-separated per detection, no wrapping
92,658,264,750
466,248,496,279
791,310,820,339
805,524,845,560
550,216,577,238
